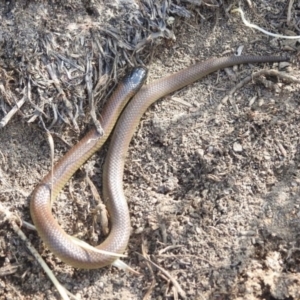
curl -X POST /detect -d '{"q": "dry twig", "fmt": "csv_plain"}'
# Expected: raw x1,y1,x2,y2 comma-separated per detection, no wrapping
137,250,187,299
233,7,300,39
0,203,74,300
287,0,295,26
141,239,156,300
0,95,26,128
218,69,300,110
85,53,104,135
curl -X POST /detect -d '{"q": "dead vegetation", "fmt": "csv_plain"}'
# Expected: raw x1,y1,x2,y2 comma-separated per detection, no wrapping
0,0,300,299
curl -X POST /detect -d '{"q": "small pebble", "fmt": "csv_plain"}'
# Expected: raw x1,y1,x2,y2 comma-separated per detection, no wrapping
233,142,243,152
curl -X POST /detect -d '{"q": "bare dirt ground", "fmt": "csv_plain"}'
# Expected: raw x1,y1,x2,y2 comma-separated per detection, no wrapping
0,1,300,299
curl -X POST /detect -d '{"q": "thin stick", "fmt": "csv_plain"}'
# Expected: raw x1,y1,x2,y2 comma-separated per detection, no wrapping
85,52,104,135
287,0,295,26
232,7,300,39
46,131,55,206
0,204,74,300
137,253,187,299
218,69,300,110
0,95,26,128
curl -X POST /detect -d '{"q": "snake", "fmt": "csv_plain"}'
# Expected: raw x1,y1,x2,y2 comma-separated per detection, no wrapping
30,55,288,269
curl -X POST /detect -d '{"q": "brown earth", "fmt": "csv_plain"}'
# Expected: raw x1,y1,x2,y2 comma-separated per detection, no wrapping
0,1,300,299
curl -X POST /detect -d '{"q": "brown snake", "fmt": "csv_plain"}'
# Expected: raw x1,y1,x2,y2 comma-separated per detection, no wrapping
30,55,288,269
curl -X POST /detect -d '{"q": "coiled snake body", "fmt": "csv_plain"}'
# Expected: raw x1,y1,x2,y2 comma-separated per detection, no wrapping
31,55,287,269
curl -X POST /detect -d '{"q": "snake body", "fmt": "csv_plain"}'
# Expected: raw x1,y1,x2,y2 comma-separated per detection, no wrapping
31,55,287,269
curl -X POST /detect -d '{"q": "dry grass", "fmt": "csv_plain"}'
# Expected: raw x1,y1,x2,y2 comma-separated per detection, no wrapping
0,1,300,299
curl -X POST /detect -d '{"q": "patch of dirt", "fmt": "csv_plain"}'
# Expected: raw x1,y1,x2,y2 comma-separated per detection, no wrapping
0,1,300,299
